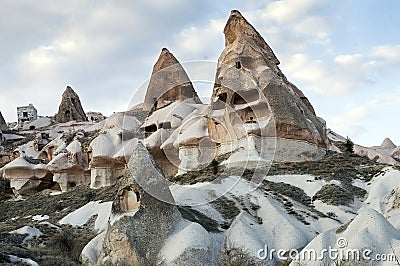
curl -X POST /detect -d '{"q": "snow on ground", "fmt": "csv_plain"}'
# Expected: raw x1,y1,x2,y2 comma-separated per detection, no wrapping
142,100,197,129
22,117,53,130
313,201,358,224
9,226,43,244
32,214,49,221
65,139,82,154
290,208,400,266
16,140,40,158
86,120,106,132
159,219,214,264
226,197,314,258
264,175,324,197
39,221,60,230
59,201,113,231
101,112,140,133
361,167,400,229
7,255,39,266
81,231,107,265
170,176,347,264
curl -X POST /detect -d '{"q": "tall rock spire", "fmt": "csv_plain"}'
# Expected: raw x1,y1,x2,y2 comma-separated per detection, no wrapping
143,48,201,113
55,86,87,123
224,10,280,65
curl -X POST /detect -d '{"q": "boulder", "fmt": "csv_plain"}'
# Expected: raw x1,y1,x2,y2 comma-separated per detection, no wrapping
55,86,87,123
98,142,181,265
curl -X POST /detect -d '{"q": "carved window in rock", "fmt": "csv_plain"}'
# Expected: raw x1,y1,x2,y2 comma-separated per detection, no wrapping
232,92,246,105
242,107,257,124
235,61,241,69
144,124,157,137
119,186,141,212
68,182,76,189
160,122,171,129
213,93,228,110
64,110,71,121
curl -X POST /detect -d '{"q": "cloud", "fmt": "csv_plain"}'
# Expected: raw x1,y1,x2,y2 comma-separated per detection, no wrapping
371,45,400,65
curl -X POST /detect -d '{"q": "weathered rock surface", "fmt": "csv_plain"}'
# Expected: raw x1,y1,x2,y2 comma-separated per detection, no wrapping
380,137,396,150
392,146,400,161
207,10,327,160
89,112,141,189
98,142,181,265
143,48,201,113
55,86,88,123
2,157,52,195
46,139,89,192
0,111,7,131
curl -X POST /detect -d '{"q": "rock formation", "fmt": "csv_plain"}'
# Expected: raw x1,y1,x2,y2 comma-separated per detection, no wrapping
89,112,141,189
98,142,181,265
143,48,201,114
2,157,53,195
380,137,396,150
55,86,88,123
0,111,7,131
207,10,327,161
46,139,89,192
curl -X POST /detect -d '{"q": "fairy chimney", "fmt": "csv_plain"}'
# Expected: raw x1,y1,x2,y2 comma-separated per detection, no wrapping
55,86,87,123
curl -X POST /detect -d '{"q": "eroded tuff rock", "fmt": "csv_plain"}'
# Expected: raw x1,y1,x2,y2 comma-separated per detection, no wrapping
46,139,89,192
55,86,87,123
2,157,53,195
380,137,396,150
143,48,201,113
98,142,181,265
208,10,327,159
0,111,7,131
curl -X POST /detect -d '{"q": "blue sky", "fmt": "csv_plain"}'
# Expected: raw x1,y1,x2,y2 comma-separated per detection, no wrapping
0,0,399,147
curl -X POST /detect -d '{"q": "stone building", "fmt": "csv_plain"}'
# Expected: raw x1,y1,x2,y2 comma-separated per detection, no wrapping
17,104,37,125
86,111,105,122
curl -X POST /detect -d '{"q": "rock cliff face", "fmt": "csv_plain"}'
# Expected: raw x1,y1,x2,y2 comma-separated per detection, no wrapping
98,142,181,265
55,86,87,123
143,48,201,113
207,10,327,160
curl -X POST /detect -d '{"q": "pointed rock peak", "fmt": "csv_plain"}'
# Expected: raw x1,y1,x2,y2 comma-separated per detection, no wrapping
143,48,201,112
55,86,87,123
0,111,6,124
152,47,181,74
223,9,280,65
0,111,7,130
381,137,396,150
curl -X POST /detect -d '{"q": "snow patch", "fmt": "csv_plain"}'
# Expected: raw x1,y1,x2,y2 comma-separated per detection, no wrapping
59,201,113,231
9,226,42,244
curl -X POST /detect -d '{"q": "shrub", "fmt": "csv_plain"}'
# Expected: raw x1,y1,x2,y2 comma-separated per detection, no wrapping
218,245,263,266
344,137,354,154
